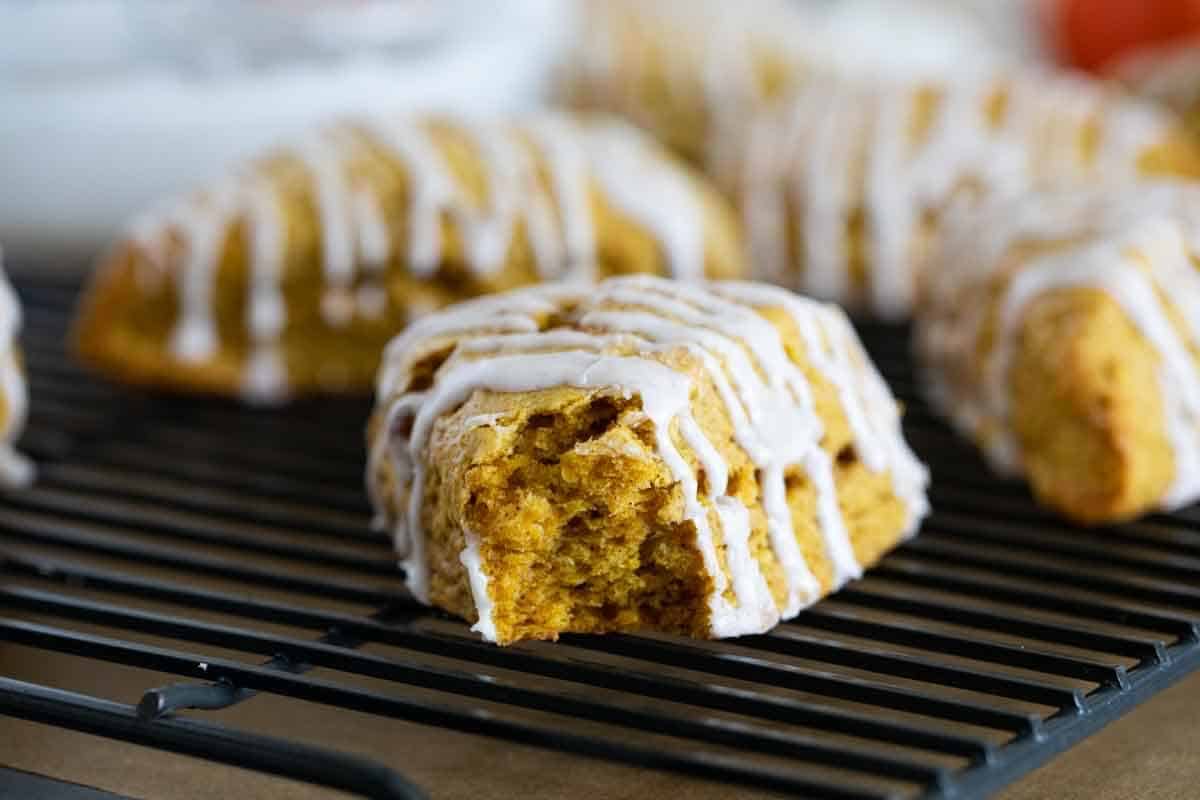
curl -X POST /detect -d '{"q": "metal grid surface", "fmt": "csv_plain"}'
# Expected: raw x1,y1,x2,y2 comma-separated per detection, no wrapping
2,275,1199,800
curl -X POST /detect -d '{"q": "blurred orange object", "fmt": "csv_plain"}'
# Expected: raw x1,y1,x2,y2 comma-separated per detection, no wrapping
1047,0,1200,71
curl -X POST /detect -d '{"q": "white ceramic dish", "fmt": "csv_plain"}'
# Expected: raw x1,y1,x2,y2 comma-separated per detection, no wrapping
0,0,572,261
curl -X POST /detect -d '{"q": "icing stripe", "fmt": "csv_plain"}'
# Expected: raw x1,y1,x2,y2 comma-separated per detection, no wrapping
242,179,289,403
585,123,707,280
167,184,238,363
460,528,498,640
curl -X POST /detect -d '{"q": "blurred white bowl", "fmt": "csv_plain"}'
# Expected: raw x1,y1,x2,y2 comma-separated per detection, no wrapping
0,0,573,263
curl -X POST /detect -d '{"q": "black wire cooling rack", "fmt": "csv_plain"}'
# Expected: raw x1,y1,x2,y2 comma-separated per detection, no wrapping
2,274,1199,800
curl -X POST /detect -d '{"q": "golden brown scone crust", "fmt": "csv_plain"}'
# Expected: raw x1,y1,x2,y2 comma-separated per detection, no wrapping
73,115,747,400
1009,288,1175,522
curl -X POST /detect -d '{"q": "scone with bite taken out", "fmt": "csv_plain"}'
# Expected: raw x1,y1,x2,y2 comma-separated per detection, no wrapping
368,275,928,644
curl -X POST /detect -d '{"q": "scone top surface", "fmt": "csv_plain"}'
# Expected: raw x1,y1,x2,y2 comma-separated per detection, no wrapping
918,183,1200,523
72,114,745,402
369,275,928,644
720,71,1200,320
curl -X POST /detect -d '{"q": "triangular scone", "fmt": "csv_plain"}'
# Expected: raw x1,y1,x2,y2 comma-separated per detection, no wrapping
717,74,1200,320
73,114,746,402
368,275,928,645
917,184,1200,524
0,249,33,487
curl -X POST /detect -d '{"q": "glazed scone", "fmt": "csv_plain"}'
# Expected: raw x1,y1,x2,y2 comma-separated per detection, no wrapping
917,184,1200,524
719,73,1200,320
567,0,813,166
0,248,33,487
73,114,746,401
368,275,928,645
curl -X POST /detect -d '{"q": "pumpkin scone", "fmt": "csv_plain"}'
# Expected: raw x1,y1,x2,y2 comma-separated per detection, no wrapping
0,249,32,488
367,275,928,645
917,184,1200,524
73,114,746,402
718,73,1200,320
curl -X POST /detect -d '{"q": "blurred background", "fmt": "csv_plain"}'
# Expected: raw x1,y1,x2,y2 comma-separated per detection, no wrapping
0,0,570,263
2,0,1200,265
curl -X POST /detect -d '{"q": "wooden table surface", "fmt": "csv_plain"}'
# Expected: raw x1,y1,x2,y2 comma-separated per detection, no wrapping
1000,668,1200,800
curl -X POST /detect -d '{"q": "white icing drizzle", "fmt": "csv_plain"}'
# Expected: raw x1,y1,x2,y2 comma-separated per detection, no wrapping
295,129,359,328
918,186,1200,512
373,285,583,399
451,123,525,275
712,496,779,634
353,188,392,270
459,528,498,641
799,86,865,306
525,117,598,279
584,122,707,280
166,182,239,363
729,73,1177,319
361,119,454,276
370,276,928,641
738,106,792,289
462,329,635,355
121,115,710,400
711,280,930,534
0,246,33,488
241,179,289,403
